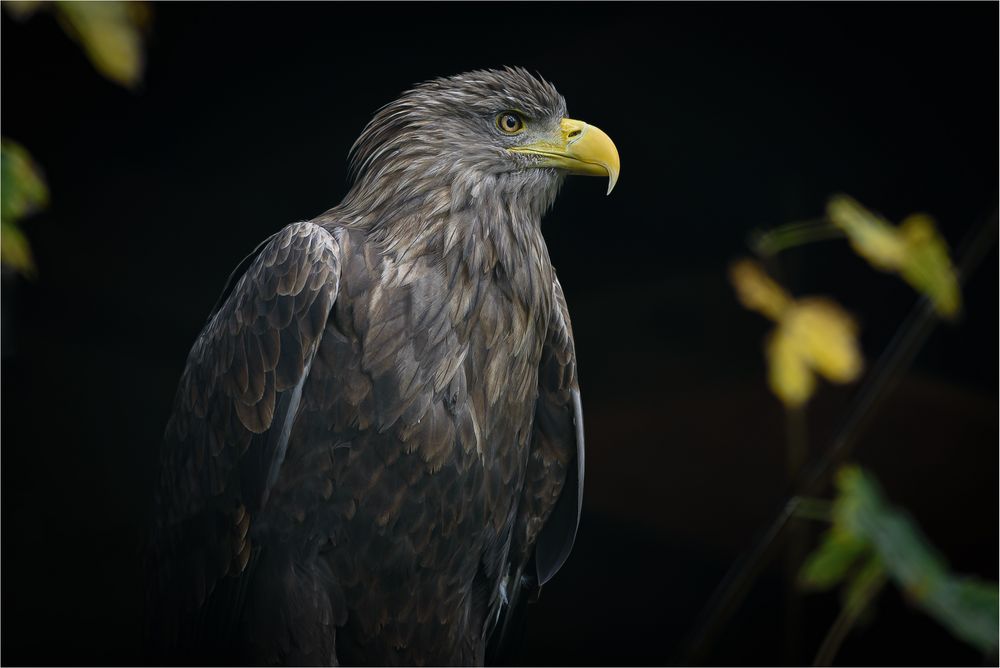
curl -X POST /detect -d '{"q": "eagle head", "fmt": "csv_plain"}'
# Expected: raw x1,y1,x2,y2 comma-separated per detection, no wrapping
347,67,620,217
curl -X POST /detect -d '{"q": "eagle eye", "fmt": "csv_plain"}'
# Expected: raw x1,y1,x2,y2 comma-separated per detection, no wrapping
496,111,525,135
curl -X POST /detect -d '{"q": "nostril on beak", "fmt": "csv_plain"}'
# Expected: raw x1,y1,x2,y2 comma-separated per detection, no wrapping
567,128,583,140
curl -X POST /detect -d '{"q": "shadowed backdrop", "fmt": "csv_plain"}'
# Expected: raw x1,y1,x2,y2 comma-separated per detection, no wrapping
2,3,997,665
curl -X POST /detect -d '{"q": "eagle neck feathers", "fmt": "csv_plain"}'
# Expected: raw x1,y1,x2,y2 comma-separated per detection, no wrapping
328,169,560,320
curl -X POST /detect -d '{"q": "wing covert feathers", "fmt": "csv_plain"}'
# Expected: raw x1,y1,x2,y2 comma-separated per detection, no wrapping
148,222,341,655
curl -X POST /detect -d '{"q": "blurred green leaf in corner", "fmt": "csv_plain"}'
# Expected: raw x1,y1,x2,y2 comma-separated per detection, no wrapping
1,139,49,277
1,0,151,276
800,465,999,655
3,0,151,89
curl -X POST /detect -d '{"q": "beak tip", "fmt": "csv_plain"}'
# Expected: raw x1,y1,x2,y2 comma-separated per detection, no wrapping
606,171,619,196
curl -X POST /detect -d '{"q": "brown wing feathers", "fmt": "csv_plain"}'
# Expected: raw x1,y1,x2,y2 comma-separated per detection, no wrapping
148,222,341,656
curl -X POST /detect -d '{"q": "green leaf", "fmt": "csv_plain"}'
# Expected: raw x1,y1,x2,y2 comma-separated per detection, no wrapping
799,527,868,591
834,467,950,592
1,138,48,276
825,466,999,654
0,220,37,277
920,576,999,654
1,138,49,225
842,556,887,614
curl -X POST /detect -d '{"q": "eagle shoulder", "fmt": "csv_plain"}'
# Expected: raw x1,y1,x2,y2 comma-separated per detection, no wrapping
148,221,342,655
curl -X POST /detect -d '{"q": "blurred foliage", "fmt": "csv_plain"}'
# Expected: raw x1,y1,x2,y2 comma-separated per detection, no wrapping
1,139,49,277
1,0,150,276
751,195,962,320
3,0,150,88
729,259,864,408
727,195,988,663
800,466,999,655
827,196,961,319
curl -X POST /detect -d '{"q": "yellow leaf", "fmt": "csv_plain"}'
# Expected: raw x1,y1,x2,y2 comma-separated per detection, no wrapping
828,195,962,320
731,259,864,408
765,299,863,408
767,328,816,408
898,214,962,319
784,298,864,384
54,1,147,89
827,195,907,271
0,221,37,277
729,259,791,321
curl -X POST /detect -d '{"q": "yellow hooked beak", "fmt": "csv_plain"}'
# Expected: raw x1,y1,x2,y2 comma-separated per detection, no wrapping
510,118,620,195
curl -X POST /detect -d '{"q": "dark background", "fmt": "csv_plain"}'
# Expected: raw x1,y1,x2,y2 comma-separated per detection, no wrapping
2,3,997,665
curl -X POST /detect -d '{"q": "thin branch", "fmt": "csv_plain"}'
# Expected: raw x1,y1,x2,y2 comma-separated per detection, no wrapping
792,497,834,523
750,219,846,257
682,211,998,664
783,405,810,664
813,567,888,666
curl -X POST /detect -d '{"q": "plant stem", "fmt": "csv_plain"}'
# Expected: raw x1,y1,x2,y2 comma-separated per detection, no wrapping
682,211,997,664
751,219,846,257
784,406,809,664
791,497,834,523
812,568,888,666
